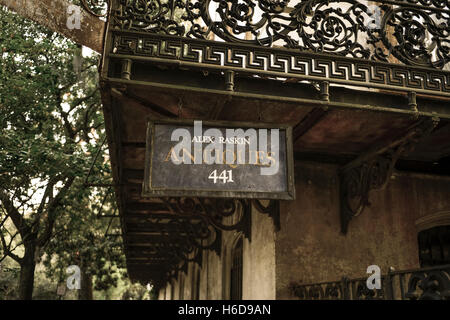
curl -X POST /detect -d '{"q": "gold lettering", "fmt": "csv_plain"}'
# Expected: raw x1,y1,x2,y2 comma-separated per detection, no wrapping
164,147,197,163
182,148,196,163
256,150,265,165
223,149,237,169
165,147,276,167
267,151,276,167
237,149,244,164
203,148,221,164
164,147,177,162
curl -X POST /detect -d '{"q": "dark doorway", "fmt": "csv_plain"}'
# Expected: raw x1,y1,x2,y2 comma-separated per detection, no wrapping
418,225,450,267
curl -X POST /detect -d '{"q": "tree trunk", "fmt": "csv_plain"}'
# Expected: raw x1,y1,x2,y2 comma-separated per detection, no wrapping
18,243,36,300
78,261,93,300
0,0,105,53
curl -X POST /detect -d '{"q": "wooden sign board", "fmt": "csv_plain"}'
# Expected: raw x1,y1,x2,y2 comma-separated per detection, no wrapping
143,119,295,200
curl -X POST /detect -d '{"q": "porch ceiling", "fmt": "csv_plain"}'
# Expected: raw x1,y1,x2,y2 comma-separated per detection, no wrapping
95,0,450,285
101,67,450,284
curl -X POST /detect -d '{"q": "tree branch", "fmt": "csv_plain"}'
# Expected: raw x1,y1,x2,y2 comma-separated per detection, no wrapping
29,177,59,236
0,190,29,239
38,176,75,247
0,226,22,264
0,0,105,53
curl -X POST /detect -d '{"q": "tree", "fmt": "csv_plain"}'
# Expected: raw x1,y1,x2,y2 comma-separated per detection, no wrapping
0,256,20,299
0,6,106,299
121,282,151,300
42,187,127,300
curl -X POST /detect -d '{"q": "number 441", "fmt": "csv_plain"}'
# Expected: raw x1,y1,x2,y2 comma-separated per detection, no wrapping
208,170,234,184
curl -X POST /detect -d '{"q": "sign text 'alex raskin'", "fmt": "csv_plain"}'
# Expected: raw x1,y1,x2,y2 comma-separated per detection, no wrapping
143,120,295,200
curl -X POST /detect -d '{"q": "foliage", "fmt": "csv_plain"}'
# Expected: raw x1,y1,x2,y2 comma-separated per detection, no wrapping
0,257,19,299
0,6,134,299
120,282,151,300
42,188,126,296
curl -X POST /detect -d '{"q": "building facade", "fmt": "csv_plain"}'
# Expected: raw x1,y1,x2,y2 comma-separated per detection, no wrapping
97,0,450,300
157,162,450,300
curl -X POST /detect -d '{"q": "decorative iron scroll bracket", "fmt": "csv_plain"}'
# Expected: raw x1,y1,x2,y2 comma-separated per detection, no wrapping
108,0,450,97
132,198,253,279
126,215,220,278
253,200,281,231
339,117,440,234
158,216,221,259
161,197,252,240
81,0,109,18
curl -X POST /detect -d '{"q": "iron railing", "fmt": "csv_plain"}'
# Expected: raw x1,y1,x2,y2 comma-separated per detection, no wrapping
101,0,450,97
290,264,450,300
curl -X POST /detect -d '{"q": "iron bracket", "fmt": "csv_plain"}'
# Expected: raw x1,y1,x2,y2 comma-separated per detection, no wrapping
339,117,440,234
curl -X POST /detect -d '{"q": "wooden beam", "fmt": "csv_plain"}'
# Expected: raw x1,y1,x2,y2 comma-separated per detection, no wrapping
125,202,170,213
122,142,146,148
111,88,178,118
342,117,439,172
293,107,328,143
0,0,105,53
207,96,229,120
123,169,144,181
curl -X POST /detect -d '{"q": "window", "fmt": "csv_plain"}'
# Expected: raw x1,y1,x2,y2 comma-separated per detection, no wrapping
230,238,243,300
418,225,450,267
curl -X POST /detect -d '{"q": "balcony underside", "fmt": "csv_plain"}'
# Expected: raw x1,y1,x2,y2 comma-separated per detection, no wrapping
100,62,450,283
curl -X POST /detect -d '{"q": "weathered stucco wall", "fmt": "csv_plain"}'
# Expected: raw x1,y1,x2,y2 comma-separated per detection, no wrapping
242,206,276,300
198,248,222,299
276,161,450,299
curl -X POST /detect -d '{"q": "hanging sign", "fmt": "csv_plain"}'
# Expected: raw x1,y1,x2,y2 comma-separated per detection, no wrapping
142,119,295,200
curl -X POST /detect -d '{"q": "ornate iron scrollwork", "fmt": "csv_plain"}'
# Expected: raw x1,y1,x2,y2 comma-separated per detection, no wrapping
132,197,250,276
171,216,223,256
126,214,220,279
290,265,450,300
290,280,350,300
340,117,439,234
111,0,450,69
354,279,384,299
108,1,450,97
380,4,450,69
81,0,110,17
126,197,252,279
253,199,281,231
161,197,252,238
406,269,450,300
340,154,398,234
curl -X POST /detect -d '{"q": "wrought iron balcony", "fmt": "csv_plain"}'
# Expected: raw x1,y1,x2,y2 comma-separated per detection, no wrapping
290,264,450,300
96,0,450,97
